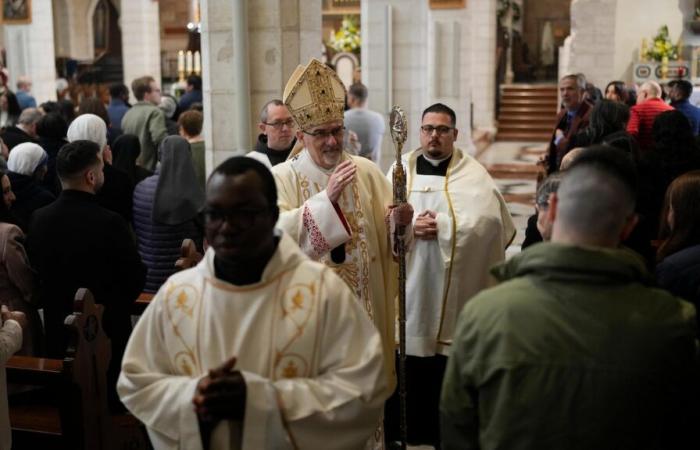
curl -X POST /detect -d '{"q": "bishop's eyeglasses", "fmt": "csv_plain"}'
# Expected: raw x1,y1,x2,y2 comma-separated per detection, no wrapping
303,126,345,139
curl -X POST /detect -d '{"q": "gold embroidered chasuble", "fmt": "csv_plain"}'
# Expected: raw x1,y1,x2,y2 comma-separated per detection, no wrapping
388,148,516,357
117,233,388,450
272,150,398,389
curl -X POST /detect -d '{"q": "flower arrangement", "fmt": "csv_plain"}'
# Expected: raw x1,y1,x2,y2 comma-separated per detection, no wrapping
329,15,361,54
644,25,679,62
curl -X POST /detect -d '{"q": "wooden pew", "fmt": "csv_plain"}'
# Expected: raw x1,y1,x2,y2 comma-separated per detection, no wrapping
7,288,150,450
7,288,112,449
133,238,204,315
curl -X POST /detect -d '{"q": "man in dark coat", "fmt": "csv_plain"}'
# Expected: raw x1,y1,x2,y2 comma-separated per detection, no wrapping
545,74,592,174
0,107,41,150
26,140,146,409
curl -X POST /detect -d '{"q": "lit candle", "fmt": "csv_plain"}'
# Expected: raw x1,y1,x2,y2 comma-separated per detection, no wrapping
178,50,185,72
186,51,193,74
194,51,201,75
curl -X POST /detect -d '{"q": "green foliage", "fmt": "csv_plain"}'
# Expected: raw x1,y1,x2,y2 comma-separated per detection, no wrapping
329,15,361,53
645,25,679,62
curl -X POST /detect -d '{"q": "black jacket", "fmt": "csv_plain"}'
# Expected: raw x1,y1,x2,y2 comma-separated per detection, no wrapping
1,125,38,150
38,136,67,196
656,244,700,310
7,171,55,230
26,190,146,359
98,163,135,223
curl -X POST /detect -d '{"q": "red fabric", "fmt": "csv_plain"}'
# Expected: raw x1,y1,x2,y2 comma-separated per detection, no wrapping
332,202,351,234
627,98,674,152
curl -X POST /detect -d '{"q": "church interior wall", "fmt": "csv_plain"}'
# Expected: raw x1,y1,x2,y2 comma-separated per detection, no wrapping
158,0,189,81
613,0,691,83
2,0,56,103
364,0,492,172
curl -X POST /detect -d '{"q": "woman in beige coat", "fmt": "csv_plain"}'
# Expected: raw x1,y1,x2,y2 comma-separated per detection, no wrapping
0,170,41,355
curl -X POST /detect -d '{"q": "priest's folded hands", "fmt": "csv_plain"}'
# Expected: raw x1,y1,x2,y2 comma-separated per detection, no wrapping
414,209,438,240
192,357,246,424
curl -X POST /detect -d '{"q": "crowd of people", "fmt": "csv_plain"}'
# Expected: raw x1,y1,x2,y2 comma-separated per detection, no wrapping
0,60,699,450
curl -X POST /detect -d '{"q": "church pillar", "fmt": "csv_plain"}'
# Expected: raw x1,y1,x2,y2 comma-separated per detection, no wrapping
120,0,161,99
200,0,321,175
363,0,484,170
2,0,57,104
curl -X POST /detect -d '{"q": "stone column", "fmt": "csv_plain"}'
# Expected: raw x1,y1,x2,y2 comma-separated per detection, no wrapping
363,0,483,169
120,0,161,100
470,0,497,131
200,0,321,175
2,0,57,104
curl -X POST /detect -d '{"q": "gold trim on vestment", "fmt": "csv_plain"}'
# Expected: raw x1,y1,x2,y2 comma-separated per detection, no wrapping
435,151,459,344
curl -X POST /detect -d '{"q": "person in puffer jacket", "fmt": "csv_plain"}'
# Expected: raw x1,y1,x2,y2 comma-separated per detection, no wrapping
133,135,204,292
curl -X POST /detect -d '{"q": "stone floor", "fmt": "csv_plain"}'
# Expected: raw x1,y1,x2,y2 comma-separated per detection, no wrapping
476,140,548,258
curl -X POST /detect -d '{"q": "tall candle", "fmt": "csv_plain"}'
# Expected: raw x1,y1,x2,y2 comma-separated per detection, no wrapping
194,51,201,74
177,50,185,72
186,51,193,74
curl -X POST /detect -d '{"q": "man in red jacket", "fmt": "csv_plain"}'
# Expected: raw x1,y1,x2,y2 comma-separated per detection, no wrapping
626,81,673,152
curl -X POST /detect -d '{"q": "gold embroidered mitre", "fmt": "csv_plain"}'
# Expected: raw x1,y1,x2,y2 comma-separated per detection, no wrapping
283,58,346,131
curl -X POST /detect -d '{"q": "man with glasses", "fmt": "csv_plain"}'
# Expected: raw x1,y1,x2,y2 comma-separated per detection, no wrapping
384,103,515,448
272,60,413,448
119,156,389,449
249,99,297,168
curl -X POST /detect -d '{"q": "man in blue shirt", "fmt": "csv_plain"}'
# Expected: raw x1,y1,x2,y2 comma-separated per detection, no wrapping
107,83,131,130
178,75,202,112
15,76,36,111
668,79,700,135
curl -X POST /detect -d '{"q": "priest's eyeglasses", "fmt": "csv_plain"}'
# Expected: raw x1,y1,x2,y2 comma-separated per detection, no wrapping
420,125,455,136
203,207,268,228
263,119,295,129
303,126,345,139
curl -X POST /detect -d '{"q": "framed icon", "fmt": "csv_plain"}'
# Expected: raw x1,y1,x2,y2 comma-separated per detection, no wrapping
1,0,31,24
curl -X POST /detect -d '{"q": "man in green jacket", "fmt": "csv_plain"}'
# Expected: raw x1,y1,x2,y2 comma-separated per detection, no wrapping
441,150,697,450
121,75,168,171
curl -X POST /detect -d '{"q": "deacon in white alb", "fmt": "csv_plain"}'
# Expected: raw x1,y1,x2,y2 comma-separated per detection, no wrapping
384,103,515,447
118,157,389,450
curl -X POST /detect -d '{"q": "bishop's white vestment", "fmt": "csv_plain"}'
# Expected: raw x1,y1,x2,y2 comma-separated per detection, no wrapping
389,148,515,357
272,150,398,388
117,232,389,450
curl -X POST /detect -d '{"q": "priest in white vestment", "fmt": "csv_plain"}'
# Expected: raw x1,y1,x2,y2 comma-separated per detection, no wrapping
118,157,389,450
384,103,515,447
271,58,413,394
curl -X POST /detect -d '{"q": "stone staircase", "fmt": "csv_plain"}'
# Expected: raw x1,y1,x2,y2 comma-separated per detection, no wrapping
496,84,559,141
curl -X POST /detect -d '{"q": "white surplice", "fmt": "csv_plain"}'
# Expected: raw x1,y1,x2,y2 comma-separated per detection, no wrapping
117,232,389,450
272,150,399,391
389,148,515,357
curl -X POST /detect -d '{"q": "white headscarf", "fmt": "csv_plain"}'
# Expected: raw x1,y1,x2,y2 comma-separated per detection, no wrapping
67,113,107,150
7,142,48,176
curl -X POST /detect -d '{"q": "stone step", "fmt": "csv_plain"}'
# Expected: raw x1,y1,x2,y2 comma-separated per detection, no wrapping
496,131,552,141
502,91,558,99
498,116,555,125
502,84,558,92
500,106,557,114
499,98,558,106
497,123,552,132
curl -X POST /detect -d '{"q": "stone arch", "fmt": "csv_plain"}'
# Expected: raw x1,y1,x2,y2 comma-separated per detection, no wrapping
86,0,120,59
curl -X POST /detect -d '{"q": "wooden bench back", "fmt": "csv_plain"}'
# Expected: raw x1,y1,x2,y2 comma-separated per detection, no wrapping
7,288,113,450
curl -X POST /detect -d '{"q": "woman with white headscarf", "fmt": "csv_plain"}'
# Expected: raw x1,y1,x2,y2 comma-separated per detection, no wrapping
6,142,55,229
67,113,134,223
133,135,204,292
